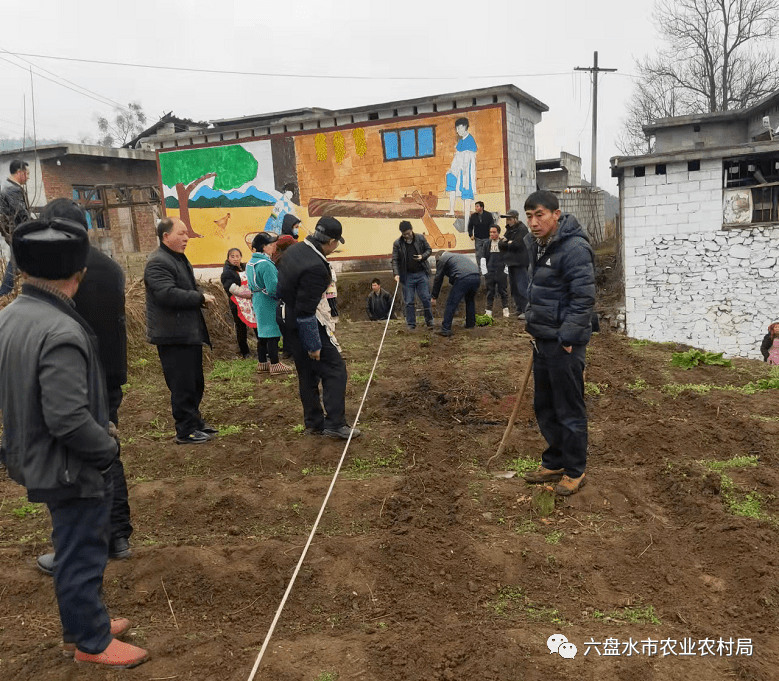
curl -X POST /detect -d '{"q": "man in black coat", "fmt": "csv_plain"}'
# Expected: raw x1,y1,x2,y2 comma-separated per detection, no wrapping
0,159,31,296
144,217,215,444
498,209,530,319
277,217,360,439
467,200,494,268
391,220,434,330
366,278,396,321
521,191,595,497
34,199,133,575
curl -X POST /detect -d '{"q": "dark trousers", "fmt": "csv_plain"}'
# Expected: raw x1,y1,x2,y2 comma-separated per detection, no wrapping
401,271,434,328
0,257,15,296
441,273,480,332
258,336,280,364
508,265,528,315
532,340,588,477
230,302,259,359
47,475,113,654
104,384,132,543
157,344,205,438
474,237,489,266
485,272,509,309
287,324,347,431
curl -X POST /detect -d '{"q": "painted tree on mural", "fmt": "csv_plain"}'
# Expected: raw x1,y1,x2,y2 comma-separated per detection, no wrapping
159,145,259,237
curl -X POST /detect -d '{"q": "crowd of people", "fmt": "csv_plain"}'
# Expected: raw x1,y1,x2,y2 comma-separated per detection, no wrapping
0,151,776,670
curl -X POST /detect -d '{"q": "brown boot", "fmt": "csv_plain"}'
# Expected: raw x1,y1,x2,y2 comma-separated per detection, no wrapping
523,466,564,484
554,473,587,496
74,638,148,668
63,618,132,654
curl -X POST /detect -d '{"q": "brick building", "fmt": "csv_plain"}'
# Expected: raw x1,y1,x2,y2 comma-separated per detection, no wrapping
0,144,160,274
138,85,548,274
610,91,779,358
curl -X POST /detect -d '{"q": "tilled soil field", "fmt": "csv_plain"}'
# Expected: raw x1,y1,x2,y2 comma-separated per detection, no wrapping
1,298,778,680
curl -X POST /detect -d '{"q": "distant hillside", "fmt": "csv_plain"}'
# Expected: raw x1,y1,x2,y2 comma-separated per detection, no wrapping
165,185,276,209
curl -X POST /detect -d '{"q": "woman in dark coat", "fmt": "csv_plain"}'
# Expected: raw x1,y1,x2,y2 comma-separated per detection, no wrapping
220,248,256,359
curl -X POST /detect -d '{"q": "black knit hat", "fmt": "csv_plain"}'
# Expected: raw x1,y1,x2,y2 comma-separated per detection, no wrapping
13,217,89,280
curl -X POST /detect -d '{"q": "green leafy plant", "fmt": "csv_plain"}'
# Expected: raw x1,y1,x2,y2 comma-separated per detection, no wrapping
628,377,648,390
292,424,305,434
585,382,608,396
475,313,495,326
545,530,563,545
11,501,42,519
671,349,732,369
507,456,538,475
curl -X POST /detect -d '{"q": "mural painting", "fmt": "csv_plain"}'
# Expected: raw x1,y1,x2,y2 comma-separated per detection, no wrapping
157,106,507,267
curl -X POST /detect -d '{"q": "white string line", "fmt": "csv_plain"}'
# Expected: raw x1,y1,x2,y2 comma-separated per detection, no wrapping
246,279,400,681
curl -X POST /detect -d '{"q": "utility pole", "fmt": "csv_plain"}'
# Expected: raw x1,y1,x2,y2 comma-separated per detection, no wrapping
574,51,616,189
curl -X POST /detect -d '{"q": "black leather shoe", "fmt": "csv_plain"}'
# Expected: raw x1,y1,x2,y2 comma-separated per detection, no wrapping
323,425,362,440
37,552,55,576
109,537,132,560
175,430,212,444
304,427,324,436
200,423,218,435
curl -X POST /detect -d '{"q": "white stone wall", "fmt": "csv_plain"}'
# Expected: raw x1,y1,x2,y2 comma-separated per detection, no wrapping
501,97,540,211
622,157,779,358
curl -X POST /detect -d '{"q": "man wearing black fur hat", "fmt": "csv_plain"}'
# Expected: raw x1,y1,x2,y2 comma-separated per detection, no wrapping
276,216,360,440
0,216,148,667
34,199,133,577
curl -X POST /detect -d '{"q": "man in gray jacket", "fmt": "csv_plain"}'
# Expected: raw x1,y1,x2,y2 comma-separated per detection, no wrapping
430,250,481,336
0,216,148,667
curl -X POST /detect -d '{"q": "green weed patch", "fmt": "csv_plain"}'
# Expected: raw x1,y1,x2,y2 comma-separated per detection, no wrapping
671,349,732,369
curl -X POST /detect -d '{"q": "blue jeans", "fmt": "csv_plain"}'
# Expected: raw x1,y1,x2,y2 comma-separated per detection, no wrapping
533,340,588,477
48,473,114,654
401,272,433,328
441,272,480,332
508,265,528,315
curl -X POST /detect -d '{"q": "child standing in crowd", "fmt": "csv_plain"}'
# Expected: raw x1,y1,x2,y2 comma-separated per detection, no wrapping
761,322,779,365
246,233,293,375
482,225,509,318
220,248,256,359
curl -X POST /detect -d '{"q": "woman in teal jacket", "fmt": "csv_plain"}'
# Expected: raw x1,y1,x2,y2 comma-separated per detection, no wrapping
246,232,293,374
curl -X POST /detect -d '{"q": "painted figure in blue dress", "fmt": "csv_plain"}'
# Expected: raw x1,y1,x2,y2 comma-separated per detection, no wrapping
264,183,297,235
446,117,477,221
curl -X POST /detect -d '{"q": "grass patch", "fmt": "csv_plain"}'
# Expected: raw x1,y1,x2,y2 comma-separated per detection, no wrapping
507,456,538,475
594,604,661,625
628,338,651,347
751,414,779,422
351,372,371,384
514,519,537,535
628,377,648,390
218,424,244,436
661,383,713,397
314,673,338,681
699,455,759,472
489,586,564,624
585,382,607,396
9,499,43,519
720,475,764,519
545,530,563,545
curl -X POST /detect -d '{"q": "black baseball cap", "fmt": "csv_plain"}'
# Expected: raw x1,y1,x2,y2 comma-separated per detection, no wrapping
315,217,345,244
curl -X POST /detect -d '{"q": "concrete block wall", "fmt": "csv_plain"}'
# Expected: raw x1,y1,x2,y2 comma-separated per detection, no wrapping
621,157,778,358
502,98,539,210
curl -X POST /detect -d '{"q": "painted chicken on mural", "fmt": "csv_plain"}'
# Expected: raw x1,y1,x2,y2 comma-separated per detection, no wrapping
214,212,231,235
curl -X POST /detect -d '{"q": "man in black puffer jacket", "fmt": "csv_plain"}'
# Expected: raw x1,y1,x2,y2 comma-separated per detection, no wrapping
145,218,215,445
521,190,595,497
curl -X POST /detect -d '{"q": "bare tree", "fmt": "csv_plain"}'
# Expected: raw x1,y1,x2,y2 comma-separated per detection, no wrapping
619,0,779,153
96,102,148,148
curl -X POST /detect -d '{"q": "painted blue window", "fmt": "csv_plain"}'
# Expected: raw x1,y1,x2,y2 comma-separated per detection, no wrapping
381,125,436,161
417,127,434,156
383,131,399,160
400,130,416,158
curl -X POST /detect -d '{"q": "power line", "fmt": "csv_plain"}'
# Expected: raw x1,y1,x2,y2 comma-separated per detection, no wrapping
9,51,576,81
0,46,131,113
0,54,125,112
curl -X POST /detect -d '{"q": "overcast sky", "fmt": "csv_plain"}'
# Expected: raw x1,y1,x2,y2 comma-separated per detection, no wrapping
1,0,661,193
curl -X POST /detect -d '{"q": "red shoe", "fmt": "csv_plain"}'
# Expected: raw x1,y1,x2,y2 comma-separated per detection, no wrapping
62,618,132,654
74,638,148,668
